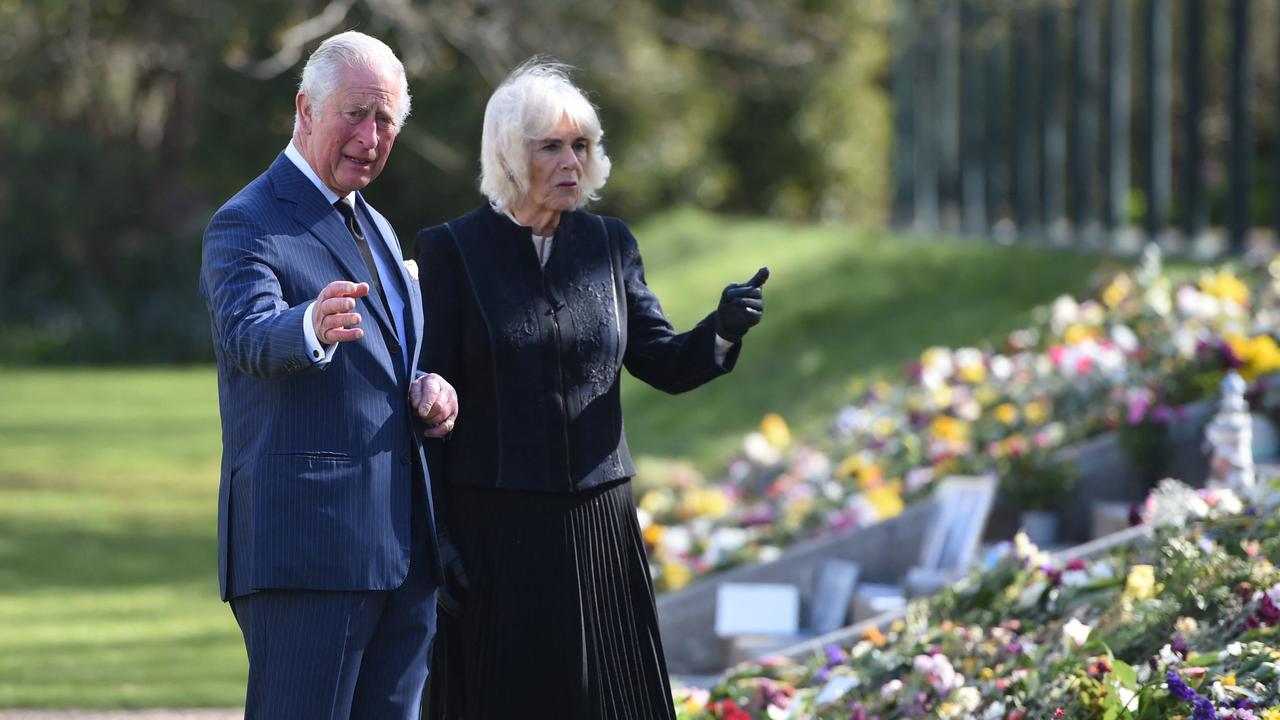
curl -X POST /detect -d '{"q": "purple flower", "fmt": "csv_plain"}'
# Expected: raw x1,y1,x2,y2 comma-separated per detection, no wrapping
1166,670,1198,702
1168,670,1217,720
824,644,845,667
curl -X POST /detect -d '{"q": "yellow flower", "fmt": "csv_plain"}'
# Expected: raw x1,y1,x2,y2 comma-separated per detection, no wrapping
1261,708,1280,720
643,524,665,547
680,488,731,520
760,413,791,449
1226,334,1280,381
865,483,904,519
1102,274,1132,309
872,416,897,438
835,453,863,480
1199,268,1250,306
1024,401,1048,425
931,383,956,409
661,561,693,591
980,667,995,681
1221,674,1236,687
1064,324,1094,345
1124,564,1157,600
930,415,971,443
957,360,987,384
639,489,673,516
994,403,1019,426
856,463,884,489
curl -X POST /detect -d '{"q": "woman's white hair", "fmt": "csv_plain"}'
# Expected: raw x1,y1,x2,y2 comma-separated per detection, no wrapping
293,31,412,133
479,58,612,213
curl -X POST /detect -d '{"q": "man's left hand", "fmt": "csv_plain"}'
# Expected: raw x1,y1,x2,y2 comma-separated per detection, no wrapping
410,373,459,438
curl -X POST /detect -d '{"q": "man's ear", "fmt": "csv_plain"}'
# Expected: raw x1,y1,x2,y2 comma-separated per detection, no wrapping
296,93,313,134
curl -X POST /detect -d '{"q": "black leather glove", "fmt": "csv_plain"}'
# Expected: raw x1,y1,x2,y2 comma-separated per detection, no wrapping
436,528,471,617
714,267,769,343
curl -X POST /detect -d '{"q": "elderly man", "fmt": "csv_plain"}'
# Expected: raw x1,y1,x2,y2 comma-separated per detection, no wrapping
199,31,456,718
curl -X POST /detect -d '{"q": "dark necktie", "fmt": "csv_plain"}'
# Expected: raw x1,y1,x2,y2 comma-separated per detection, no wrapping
334,198,393,320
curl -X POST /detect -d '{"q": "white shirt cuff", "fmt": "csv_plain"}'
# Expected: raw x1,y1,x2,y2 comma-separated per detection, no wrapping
713,334,735,367
303,300,337,365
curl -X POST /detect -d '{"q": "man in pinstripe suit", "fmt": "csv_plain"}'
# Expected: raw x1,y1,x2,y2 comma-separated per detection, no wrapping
199,31,456,719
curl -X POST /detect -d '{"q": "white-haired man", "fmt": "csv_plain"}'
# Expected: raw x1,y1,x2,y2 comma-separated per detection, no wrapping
200,31,457,718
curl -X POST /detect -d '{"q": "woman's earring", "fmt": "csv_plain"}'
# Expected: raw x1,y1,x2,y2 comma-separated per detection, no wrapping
505,170,514,181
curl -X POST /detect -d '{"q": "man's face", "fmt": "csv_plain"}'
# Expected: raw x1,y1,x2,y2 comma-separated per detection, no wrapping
296,63,402,195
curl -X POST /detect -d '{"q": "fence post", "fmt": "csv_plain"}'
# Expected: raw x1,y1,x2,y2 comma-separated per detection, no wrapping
961,0,987,236
938,0,962,232
1041,2,1067,243
1143,0,1172,242
1014,4,1040,238
1104,0,1131,243
984,6,1011,233
915,0,940,233
1073,0,1101,244
892,0,917,229
1228,0,1252,255
1182,0,1208,244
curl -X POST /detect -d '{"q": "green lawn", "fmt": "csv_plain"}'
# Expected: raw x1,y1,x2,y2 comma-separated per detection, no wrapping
1,210,1115,707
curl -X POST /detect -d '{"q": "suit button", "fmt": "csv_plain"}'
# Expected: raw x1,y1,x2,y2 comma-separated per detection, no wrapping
400,451,412,466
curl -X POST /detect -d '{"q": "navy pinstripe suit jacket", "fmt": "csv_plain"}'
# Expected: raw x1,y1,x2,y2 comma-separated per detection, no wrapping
200,152,441,601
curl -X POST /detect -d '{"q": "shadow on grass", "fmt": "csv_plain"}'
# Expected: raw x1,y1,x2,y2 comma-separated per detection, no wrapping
0,518,213,591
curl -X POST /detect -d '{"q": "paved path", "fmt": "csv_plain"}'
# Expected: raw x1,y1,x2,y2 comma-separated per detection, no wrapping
0,707,241,712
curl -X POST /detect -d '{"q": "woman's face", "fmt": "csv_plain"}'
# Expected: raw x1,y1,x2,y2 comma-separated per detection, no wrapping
521,114,589,217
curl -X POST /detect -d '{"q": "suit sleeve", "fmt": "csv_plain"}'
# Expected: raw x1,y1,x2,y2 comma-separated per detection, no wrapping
616,219,740,394
199,204,317,380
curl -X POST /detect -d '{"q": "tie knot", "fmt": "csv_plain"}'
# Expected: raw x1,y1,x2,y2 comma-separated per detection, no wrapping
335,199,363,240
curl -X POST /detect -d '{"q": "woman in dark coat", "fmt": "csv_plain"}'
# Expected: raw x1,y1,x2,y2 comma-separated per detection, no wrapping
416,59,767,719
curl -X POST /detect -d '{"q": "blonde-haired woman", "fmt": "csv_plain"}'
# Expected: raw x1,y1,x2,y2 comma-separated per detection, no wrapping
415,58,767,718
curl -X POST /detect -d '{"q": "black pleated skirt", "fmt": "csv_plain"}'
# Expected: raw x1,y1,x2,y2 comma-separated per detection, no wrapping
426,479,676,720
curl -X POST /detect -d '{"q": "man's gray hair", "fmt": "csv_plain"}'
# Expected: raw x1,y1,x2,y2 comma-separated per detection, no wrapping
479,58,611,213
293,31,411,134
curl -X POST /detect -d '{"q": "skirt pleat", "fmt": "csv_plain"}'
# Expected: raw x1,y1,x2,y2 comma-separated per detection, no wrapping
427,480,675,720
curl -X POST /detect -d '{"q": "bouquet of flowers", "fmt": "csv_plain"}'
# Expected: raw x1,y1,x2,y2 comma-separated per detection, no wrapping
643,251,1280,592
673,481,1280,720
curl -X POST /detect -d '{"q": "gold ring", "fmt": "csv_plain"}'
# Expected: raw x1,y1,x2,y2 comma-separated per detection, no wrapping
444,419,455,432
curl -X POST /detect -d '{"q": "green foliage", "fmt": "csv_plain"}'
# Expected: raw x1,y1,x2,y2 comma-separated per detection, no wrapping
0,0,895,364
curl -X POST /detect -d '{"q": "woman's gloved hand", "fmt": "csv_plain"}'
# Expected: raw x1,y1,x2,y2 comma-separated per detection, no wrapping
714,266,769,342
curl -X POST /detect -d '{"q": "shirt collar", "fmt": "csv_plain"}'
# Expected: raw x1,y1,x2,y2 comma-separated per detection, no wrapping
284,140,355,207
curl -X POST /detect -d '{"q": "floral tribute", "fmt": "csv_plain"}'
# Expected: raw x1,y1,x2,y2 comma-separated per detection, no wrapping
641,250,1280,593
672,482,1280,719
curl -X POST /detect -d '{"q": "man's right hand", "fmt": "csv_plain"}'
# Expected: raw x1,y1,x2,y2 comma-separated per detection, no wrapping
312,281,370,344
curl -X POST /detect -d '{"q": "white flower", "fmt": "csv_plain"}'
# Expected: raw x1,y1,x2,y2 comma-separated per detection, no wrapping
660,527,693,555
952,685,981,712
743,432,781,465
758,545,782,563
1051,295,1081,334
635,508,652,530
982,701,1007,720
1143,278,1173,316
989,354,1013,381
1062,617,1092,649
880,678,903,698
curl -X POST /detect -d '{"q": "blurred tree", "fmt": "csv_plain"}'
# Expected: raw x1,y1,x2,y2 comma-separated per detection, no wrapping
0,0,893,363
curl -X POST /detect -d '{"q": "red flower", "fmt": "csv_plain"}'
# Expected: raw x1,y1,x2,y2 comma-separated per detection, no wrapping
713,699,751,720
